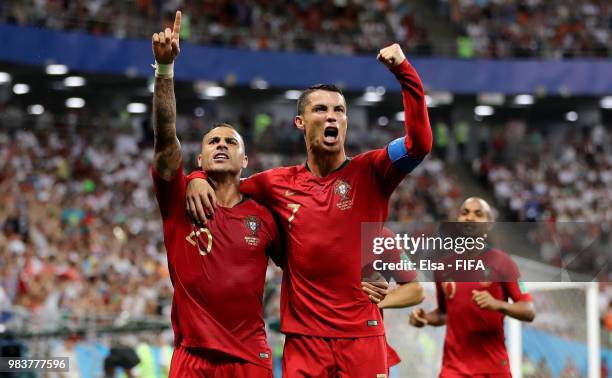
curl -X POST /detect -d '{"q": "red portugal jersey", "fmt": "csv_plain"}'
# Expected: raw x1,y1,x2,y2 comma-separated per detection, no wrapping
237,151,408,337
435,248,532,375
152,166,280,369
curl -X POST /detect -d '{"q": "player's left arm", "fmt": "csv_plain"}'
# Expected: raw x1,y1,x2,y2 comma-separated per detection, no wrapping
472,282,536,322
376,44,432,176
377,280,425,309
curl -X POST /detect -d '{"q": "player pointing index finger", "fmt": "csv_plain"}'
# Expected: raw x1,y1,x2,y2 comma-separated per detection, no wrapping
150,10,281,377
173,10,181,36
171,10,181,54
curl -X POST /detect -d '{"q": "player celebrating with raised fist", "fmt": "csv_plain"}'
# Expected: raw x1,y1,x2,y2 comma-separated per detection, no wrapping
186,43,432,377
409,197,536,378
150,11,282,377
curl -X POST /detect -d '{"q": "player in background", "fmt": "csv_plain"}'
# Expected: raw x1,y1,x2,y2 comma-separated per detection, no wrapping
185,43,432,377
151,11,283,377
408,197,536,378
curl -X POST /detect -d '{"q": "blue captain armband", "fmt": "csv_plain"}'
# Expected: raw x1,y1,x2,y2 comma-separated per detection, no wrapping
387,137,423,173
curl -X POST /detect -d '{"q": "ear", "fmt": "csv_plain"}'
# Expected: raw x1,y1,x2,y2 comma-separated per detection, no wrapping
242,154,248,169
197,153,202,168
295,115,305,132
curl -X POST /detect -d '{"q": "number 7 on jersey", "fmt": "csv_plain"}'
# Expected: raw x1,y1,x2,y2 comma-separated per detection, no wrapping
287,204,301,224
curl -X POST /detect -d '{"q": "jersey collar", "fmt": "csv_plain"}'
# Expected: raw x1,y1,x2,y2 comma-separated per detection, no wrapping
304,158,351,175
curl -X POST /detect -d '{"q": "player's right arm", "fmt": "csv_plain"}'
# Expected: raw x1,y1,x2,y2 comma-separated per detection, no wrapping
409,307,446,327
366,44,432,195
409,282,447,327
377,280,424,309
152,11,182,182
185,171,270,224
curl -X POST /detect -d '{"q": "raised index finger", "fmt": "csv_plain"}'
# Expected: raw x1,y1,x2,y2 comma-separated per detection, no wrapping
173,10,182,37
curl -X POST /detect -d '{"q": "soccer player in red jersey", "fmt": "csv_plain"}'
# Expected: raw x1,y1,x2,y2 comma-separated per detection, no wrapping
150,12,281,377
186,43,432,377
408,197,536,378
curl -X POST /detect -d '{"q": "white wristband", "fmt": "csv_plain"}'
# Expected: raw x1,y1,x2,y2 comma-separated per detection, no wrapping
154,62,174,78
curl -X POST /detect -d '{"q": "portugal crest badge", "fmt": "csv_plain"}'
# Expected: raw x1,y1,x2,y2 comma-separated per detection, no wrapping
334,180,353,210
244,216,261,246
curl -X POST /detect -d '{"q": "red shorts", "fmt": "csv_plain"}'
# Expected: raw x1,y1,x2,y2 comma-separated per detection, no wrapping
282,335,388,378
169,345,272,378
386,343,401,367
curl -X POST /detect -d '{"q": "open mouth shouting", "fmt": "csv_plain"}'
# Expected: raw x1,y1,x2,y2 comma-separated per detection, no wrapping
323,126,339,145
213,152,230,162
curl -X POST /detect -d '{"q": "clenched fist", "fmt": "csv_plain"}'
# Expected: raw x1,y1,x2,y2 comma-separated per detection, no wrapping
377,43,406,68
472,290,504,311
409,308,428,327
152,10,182,64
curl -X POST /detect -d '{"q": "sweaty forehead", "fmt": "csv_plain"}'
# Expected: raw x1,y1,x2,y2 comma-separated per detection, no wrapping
305,90,346,108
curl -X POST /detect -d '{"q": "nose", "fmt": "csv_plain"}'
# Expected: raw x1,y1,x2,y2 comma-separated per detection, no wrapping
326,110,337,123
460,214,473,222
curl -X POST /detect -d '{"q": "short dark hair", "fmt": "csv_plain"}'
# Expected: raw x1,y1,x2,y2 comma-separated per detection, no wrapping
297,84,344,115
210,122,235,131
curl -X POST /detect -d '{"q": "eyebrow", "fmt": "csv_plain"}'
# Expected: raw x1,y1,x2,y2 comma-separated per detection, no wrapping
311,103,346,110
207,136,239,142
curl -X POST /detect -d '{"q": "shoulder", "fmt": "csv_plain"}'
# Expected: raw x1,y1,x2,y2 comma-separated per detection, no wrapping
486,248,521,277
251,165,301,180
487,248,514,263
352,149,386,163
381,227,396,239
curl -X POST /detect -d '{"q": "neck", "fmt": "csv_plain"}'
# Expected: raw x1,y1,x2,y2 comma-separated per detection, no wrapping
207,172,242,207
307,150,347,177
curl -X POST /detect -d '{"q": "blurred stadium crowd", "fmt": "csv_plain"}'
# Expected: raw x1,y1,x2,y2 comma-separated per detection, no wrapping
472,123,611,223
2,0,610,58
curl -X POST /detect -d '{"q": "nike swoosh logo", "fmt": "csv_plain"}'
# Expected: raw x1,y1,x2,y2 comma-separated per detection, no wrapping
285,190,295,197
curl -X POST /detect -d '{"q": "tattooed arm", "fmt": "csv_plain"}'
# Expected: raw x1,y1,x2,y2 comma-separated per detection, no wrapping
152,11,182,181
153,77,181,181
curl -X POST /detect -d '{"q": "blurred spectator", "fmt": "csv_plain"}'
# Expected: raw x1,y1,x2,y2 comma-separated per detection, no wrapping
454,121,469,161
433,121,450,160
